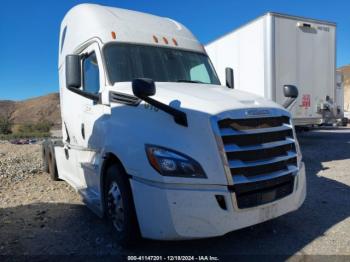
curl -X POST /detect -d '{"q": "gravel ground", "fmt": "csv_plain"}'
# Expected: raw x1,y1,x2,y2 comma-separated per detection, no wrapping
0,128,349,259
0,143,43,184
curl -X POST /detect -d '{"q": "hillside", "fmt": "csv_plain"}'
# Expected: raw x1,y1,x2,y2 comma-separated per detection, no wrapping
0,93,61,127
338,65,350,111
0,100,16,119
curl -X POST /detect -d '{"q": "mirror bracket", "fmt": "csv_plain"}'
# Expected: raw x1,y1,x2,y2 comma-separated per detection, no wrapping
132,78,188,127
67,87,100,103
143,96,188,127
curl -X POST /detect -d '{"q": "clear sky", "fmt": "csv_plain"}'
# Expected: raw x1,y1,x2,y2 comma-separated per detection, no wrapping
0,0,349,100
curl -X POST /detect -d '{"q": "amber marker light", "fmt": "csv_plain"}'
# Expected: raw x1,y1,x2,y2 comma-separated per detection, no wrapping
153,35,159,43
111,31,117,39
163,37,169,44
172,38,178,46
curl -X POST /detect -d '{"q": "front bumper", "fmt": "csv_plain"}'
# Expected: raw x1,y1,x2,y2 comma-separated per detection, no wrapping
293,117,323,126
130,162,306,240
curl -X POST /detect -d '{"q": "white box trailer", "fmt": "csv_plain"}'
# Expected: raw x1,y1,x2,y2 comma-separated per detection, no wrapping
206,12,343,126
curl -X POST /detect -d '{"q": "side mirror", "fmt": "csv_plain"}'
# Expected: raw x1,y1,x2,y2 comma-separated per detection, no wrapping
66,55,81,88
282,85,299,109
132,78,156,98
283,85,298,98
225,67,234,89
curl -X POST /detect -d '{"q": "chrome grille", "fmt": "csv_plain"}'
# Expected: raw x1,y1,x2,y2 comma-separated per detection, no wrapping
218,115,297,178
217,114,298,208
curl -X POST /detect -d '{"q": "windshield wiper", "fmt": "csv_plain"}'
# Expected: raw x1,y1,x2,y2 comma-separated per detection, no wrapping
176,79,204,84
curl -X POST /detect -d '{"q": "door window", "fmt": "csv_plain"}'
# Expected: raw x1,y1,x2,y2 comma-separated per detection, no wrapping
83,52,100,94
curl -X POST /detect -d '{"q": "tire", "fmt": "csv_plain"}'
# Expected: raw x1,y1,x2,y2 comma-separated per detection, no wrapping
104,164,140,245
48,144,59,181
42,144,49,173
342,118,348,127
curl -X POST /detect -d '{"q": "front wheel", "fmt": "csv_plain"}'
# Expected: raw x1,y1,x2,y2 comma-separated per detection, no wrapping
104,164,140,245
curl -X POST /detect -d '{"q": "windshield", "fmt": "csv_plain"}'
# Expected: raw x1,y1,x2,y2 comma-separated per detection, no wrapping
103,43,221,85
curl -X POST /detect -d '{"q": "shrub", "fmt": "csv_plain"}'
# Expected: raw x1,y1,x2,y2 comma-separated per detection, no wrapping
0,121,54,140
0,132,50,141
0,117,13,134
18,121,53,134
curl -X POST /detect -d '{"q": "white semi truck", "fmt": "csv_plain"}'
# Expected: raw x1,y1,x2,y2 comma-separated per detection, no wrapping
43,4,306,244
206,13,345,126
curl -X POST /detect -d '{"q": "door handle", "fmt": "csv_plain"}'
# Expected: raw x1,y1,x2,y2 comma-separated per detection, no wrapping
81,123,85,139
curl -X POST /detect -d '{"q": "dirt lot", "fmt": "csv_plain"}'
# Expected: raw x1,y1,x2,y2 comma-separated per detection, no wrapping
0,128,350,259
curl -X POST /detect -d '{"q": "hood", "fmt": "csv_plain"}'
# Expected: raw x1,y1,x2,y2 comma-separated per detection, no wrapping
109,82,285,116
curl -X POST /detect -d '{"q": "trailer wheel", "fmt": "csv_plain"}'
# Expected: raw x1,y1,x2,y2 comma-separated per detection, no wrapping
104,164,140,245
48,144,59,181
342,118,348,127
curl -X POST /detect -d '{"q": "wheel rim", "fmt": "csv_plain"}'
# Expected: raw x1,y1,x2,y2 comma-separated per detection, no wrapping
107,182,125,232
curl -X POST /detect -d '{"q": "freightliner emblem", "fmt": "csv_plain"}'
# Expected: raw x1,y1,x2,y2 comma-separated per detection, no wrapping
245,109,271,116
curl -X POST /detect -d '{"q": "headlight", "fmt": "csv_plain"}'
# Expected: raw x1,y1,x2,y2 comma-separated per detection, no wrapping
145,145,207,178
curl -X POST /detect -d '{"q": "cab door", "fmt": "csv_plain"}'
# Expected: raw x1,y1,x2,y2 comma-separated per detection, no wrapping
59,42,107,196
79,44,106,150
76,43,107,197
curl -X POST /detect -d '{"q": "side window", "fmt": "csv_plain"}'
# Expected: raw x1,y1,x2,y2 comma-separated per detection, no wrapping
83,52,100,94
60,26,67,53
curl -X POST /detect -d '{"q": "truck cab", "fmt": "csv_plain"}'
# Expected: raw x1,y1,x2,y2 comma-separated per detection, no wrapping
46,4,306,242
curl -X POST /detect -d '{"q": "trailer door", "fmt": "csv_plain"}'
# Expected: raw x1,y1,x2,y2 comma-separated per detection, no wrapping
274,16,336,125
